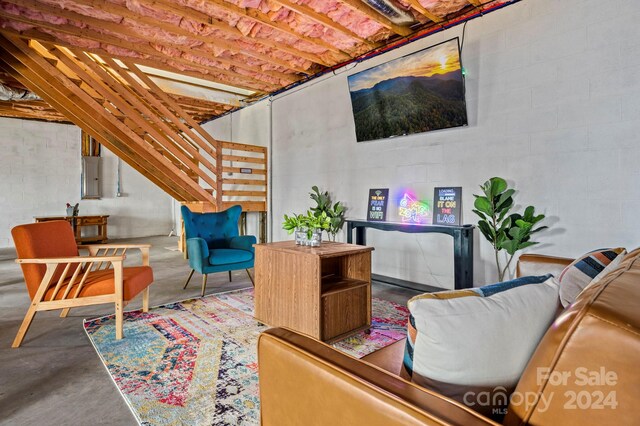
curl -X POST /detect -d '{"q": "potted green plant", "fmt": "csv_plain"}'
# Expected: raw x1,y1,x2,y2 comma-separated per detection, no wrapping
282,210,330,246
473,177,548,281
309,186,346,241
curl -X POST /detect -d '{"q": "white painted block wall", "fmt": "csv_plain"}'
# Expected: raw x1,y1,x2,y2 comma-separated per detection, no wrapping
0,118,173,248
204,0,640,288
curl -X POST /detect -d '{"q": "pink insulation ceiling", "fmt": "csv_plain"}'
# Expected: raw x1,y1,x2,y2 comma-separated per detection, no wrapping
0,0,504,121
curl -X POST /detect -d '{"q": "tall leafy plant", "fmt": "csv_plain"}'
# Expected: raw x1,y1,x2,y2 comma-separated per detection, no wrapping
473,177,548,281
309,186,346,241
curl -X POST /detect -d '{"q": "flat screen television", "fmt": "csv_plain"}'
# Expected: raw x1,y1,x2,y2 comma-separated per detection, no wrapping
347,37,468,142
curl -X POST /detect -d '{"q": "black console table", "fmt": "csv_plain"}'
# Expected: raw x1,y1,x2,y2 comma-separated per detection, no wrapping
346,219,474,290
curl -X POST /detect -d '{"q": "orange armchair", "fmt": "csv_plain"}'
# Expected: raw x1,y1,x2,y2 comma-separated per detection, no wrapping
10,220,154,348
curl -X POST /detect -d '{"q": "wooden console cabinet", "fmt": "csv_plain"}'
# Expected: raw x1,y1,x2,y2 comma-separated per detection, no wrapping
35,215,109,244
254,241,374,342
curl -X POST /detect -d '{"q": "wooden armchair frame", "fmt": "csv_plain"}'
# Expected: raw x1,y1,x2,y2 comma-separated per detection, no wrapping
12,244,151,348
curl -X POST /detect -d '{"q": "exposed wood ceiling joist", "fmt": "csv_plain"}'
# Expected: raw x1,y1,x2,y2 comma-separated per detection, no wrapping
0,0,512,124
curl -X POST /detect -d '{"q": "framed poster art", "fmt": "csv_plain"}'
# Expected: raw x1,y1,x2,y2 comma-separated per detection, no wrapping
433,187,462,226
367,188,389,221
347,37,467,142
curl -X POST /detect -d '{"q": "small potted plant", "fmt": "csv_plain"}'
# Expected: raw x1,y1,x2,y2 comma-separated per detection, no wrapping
282,210,330,246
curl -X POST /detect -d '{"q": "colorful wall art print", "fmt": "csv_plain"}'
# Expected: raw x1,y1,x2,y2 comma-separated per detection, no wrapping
367,188,389,221
433,187,462,226
347,38,467,142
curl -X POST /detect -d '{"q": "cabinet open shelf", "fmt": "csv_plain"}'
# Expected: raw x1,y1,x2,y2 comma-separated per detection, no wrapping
321,275,368,297
254,241,373,342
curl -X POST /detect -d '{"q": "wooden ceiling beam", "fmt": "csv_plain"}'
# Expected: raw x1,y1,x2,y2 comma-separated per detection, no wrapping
4,0,300,84
0,26,257,97
271,0,377,47
117,57,253,102
0,105,67,122
0,35,209,201
406,0,444,23
0,10,276,92
145,0,349,59
337,0,412,36
142,0,334,67
67,0,313,75
169,94,231,108
467,0,482,6
171,98,229,114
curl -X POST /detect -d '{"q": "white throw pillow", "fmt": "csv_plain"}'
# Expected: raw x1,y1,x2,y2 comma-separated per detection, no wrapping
405,276,559,391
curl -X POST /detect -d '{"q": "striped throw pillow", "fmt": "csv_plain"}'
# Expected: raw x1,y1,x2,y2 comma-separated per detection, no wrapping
558,248,626,307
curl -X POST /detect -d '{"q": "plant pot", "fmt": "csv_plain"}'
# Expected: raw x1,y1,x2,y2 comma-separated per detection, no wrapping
294,228,322,246
294,228,307,245
66,207,74,217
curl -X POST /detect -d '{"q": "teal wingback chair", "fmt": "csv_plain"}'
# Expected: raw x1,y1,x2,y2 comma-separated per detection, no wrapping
181,205,256,297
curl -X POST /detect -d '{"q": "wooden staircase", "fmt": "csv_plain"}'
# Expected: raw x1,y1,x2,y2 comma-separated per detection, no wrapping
0,34,267,213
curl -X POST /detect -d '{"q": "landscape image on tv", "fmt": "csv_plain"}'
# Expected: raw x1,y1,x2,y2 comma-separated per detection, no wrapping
348,38,467,142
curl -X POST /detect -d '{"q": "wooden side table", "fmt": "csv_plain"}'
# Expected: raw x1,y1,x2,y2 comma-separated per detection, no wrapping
34,215,109,244
254,241,374,342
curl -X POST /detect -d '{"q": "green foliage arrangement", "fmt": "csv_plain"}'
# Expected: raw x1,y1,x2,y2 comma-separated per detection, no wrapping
282,213,304,234
473,177,548,281
282,210,331,239
309,186,346,241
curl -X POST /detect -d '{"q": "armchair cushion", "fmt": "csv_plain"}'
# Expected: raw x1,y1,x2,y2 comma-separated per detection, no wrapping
228,235,257,252
208,249,253,266
44,266,153,301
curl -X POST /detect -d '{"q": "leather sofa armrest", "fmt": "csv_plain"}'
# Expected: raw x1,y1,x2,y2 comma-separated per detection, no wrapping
258,328,499,426
516,254,573,278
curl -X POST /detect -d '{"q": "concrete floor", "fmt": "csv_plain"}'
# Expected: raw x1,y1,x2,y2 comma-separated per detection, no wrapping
0,235,419,425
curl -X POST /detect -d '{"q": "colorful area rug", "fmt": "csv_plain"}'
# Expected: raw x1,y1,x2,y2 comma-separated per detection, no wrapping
84,288,408,426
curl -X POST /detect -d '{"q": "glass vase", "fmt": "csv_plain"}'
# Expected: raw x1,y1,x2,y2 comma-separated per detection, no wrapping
294,228,307,245
294,228,322,246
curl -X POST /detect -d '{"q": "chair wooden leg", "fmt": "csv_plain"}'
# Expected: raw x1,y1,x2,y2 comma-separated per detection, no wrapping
60,308,70,318
228,270,233,282
115,300,124,340
246,268,255,287
201,274,208,298
12,304,38,348
183,269,195,289
142,287,150,312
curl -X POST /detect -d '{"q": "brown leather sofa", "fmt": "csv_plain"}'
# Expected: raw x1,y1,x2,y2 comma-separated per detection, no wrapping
258,253,640,425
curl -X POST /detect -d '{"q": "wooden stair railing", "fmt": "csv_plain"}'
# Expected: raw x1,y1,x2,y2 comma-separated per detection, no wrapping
0,34,267,215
